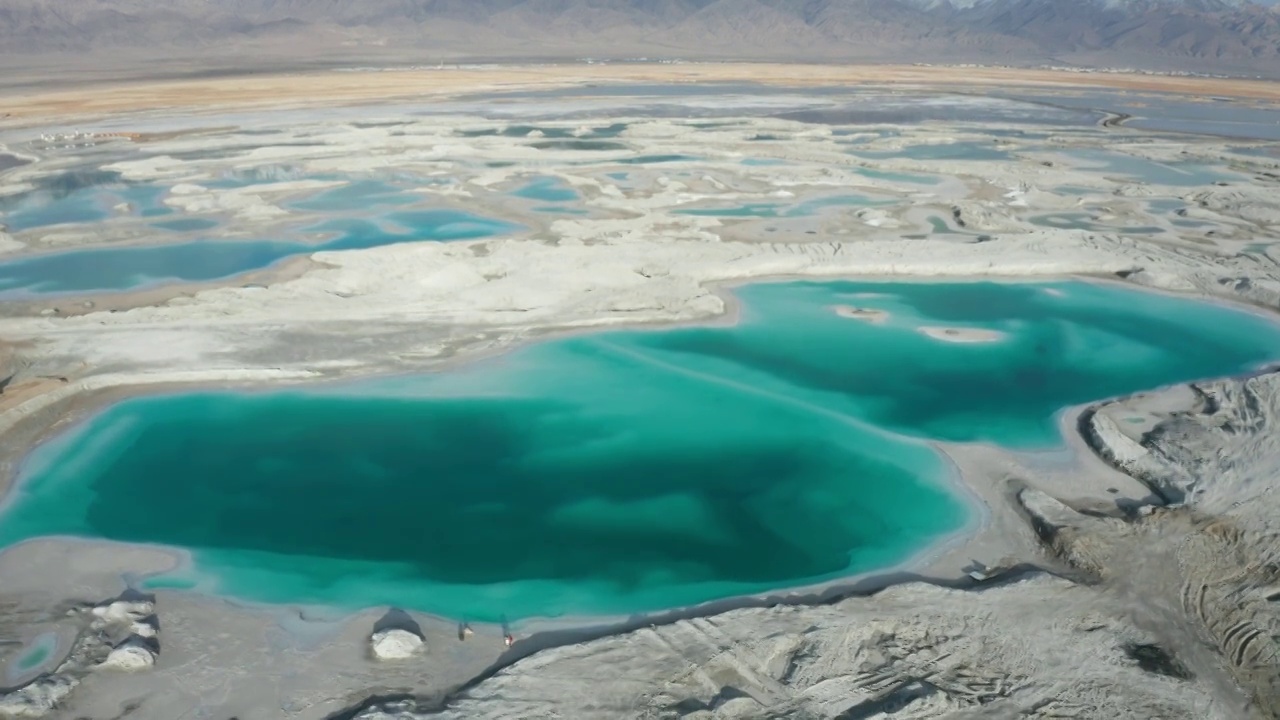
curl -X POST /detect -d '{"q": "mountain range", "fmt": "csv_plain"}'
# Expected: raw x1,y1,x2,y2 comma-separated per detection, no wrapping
1,0,1278,77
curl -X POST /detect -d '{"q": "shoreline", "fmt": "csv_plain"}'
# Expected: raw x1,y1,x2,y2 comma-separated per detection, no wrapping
0,442,993,678
0,271,986,634
7,269,1278,476
1,272,1275,637
0,253,326,317
6,269,1277,466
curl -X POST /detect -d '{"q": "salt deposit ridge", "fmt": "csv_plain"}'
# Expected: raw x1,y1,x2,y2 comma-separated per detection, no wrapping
1,72,1280,719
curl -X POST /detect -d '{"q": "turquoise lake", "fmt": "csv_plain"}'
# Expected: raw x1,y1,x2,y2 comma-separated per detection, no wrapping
0,209,519,296
1064,149,1244,186
1,178,172,231
3,279,1280,621
4,632,58,685
852,142,1010,162
513,177,579,203
674,194,882,219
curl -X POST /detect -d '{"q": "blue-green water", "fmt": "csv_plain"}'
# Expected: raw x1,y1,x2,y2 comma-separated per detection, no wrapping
4,280,1280,621
676,202,789,218
288,180,421,211
6,632,58,683
460,123,629,139
15,637,53,671
928,216,960,234
1,180,173,231
150,218,220,233
1029,213,1164,235
1065,149,1243,186
1146,199,1186,213
854,167,941,185
531,139,629,152
513,177,579,203
532,205,589,215
853,142,1010,162
617,154,697,164
1055,185,1100,197
832,129,899,140
0,210,519,296
674,194,880,219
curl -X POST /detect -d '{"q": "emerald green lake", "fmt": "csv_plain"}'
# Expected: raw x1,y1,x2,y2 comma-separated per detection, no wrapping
17,646,49,670
5,632,58,684
4,279,1280,621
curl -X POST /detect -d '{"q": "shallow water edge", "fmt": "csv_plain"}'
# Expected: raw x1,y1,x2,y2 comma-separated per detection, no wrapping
4,274,1280,627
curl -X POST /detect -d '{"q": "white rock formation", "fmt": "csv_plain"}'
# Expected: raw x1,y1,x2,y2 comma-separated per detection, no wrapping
371,629,425,660
90,599,153,624
853,208,899,228
948,200,1033,232
355,575,1228,720
0,230,22,254
0,676,78,717
98,637,157,672
1067,372,1280,713
1189,187,1280,226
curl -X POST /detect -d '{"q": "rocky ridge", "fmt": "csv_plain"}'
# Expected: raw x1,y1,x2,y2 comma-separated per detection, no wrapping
0,0,1278,76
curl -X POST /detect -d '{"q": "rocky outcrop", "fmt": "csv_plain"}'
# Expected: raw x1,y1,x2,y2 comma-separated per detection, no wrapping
352,575,1231,719
1188,188,1280,228
98,637,156,672
0,676,77,718
0,594,160,716
1081,405,1191,504
371,629,425,661
0,231,21,255
369,608,427,661
0,0,1278,77
1077,372,1280,717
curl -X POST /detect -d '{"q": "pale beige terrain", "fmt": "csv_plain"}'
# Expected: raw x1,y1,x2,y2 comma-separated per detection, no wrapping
3,64,1280,126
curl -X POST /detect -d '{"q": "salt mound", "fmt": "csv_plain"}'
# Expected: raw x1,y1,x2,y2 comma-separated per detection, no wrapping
1018,488,1079,528
168,182,206,195
854,208,900,228
917,326,1005,343
950,201,1031,232
371,629,424,660
99,637,156,672
0,676,78,717
1113,184,1155,197
0,231,22,254
1188,187,1280,225
832,305,888,323
91,599,153,624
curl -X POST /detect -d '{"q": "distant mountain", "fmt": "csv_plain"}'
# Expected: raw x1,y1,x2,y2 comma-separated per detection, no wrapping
0,0,1277,77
